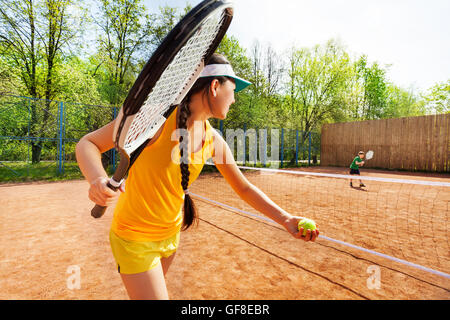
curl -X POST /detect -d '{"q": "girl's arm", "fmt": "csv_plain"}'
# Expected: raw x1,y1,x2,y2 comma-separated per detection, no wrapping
75,119,124,207
211,130,319,241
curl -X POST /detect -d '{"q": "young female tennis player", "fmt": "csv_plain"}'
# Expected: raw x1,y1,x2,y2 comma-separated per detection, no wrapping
76,53,320,300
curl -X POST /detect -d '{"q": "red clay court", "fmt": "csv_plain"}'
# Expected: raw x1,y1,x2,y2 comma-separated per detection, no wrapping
0,166,449,299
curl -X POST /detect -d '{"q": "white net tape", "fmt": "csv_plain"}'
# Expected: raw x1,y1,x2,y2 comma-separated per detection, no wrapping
123,10,225,153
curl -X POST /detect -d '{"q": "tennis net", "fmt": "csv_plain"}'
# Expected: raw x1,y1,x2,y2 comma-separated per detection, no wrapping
190,164,450,278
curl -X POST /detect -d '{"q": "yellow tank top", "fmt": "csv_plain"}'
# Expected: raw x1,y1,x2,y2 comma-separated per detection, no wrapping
111,106,215,241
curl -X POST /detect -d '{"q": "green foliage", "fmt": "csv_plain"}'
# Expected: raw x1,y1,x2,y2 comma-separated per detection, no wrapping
423,80,450,114
0,0,42,97
354,56,389,119
384,84,426,118
51,56,103,105
283,39,353,135
94,0,150,106
93,1,193,107
0,1,446,175
218,35,253,79
0,96,30,137
0,55,24,94
217,35,255,128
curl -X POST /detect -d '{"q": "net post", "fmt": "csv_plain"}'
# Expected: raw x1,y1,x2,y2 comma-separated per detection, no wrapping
281,128,284,168
243,123,247,166
295,129,299,166
58,101,64,175
62,101,66,174
27,98,31,167
112,106,118,172
219,120,223,135
308,131,311,166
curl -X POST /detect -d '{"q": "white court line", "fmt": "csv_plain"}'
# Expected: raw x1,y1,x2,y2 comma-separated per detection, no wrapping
192,193,450,280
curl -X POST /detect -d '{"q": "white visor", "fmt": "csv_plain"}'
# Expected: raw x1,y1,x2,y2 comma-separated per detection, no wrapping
199,64,251,92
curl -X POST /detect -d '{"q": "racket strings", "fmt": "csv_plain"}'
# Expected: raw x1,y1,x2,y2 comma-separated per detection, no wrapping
124,11,226,153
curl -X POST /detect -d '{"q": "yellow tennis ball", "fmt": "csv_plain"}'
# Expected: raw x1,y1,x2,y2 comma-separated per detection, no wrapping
298,218,316,236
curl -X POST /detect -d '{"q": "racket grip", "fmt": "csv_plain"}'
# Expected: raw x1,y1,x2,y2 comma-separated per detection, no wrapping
90,180,120,219
91,204,107,219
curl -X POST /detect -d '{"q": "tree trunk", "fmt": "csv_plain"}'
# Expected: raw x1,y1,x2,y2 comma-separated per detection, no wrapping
31,142,42,164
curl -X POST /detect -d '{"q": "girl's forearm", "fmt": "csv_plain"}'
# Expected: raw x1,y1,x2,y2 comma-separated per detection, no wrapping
238,184,295,228
75,138,109,184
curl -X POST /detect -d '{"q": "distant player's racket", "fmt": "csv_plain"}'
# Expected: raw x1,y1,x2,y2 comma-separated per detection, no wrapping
91,0,234,218
360,150,374,169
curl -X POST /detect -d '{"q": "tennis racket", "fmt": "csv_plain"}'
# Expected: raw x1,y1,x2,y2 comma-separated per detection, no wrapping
360,150,373,167
365,150,374,160
91,0,234,218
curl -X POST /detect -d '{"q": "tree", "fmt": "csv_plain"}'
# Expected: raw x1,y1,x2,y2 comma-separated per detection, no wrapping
0,0,84,163
262,44,283,96
217,35,252,79
94,0,150,107
56,56,113,151
283,39,353,136
216,35,255,128
423,80,449,114
42,0,82,102
53,56,103,105
0,54,24,94
93,1,190,108
384,84,426,118
354,55,389,120
0,0,41,98
149,5,179,48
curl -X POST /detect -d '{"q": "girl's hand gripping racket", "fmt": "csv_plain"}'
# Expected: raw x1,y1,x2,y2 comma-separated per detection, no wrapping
91,0,234,218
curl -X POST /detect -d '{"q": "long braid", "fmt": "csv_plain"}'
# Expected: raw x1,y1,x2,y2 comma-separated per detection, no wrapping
178,96,198,231
176,53,232,231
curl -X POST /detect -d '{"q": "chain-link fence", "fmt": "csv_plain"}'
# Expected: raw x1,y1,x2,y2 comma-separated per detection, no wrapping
0,94,321,181
214,120,320,168
0,94,117,181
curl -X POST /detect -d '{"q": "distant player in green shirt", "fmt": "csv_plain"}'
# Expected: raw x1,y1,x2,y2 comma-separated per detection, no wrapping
349,151,366,188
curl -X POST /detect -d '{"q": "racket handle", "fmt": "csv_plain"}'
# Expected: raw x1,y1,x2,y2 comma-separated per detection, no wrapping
91,204,107,219
90,181,120,219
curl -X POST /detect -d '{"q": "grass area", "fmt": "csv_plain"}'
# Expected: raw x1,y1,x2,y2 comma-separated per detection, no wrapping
0,161,115,183
0,161,80,183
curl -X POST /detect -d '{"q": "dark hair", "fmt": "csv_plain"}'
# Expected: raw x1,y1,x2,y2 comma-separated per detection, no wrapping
178,53,231,231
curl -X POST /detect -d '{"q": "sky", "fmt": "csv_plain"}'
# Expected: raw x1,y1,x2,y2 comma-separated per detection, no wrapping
144,0,450,92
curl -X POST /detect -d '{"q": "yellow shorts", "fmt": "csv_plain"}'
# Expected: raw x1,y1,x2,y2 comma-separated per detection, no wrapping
109,230,180,275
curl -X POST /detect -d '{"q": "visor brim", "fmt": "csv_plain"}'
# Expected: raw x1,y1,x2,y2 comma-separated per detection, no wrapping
229,76,252,92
